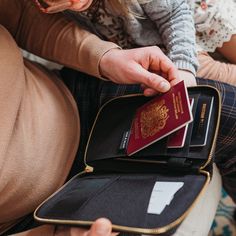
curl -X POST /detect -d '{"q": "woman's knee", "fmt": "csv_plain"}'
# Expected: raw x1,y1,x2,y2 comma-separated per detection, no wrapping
0,24,25,90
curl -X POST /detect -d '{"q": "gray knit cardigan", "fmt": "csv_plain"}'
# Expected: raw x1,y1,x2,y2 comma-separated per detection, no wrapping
65,0,199,75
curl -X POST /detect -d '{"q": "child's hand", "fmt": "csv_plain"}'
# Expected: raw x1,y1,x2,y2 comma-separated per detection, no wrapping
170,70,197,87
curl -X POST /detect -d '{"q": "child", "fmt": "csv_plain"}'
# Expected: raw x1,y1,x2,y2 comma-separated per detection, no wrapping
188,0,236,85
188,0,236,61
34,0,199,88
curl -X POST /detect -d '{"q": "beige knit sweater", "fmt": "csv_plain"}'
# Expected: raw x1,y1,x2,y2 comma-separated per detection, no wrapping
0,0,118,234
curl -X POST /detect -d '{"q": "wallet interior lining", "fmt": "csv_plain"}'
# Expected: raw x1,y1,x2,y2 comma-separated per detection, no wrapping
35,172,207,229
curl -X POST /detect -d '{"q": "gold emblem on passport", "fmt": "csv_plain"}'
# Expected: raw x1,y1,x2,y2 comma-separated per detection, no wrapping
140,99,169,139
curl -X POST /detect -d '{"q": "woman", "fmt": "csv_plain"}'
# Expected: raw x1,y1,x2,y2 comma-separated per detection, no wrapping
0,0,180,235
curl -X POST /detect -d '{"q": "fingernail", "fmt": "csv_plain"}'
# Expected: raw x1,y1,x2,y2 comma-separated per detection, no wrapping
160,81,170,92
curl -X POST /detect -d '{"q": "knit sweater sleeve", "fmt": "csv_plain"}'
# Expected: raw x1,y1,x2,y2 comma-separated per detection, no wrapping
141,0,199,75
0,0,119,78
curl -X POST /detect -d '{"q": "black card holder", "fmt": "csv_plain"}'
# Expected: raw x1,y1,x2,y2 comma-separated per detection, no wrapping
34,85,221,235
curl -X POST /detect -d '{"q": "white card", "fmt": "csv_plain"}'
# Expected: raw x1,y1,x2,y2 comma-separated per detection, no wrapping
147,181,184,215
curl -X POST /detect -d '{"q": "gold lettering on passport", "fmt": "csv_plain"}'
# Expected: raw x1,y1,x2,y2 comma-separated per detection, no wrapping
173,92,184,119
178,92,184,114
140,99,169,139
172,93,178,119
176,96,181,114
198,103,207,132
201,103,207,119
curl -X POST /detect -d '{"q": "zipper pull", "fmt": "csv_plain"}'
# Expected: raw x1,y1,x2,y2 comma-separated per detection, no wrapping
85,165,94,173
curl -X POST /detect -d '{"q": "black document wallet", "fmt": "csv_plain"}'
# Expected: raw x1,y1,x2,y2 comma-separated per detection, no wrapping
34,85,221,235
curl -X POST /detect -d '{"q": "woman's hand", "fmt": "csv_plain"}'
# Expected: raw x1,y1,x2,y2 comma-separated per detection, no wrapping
70,218,118,236
99,46,180,96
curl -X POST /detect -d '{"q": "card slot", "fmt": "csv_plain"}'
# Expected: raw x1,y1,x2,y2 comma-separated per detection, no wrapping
37,175,121,219
75,175,157,228
131,137,168,158
143,174,206,228
189,94,215,148
86,96,149,163
165,146,190,158
184,93,199,147
187,95,217,160
74,175,122,217
187,146,210,160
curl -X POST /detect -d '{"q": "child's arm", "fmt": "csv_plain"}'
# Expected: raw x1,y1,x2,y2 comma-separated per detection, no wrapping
141,0,198,85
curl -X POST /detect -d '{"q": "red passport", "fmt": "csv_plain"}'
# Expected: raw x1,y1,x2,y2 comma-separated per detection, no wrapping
127,81,193,156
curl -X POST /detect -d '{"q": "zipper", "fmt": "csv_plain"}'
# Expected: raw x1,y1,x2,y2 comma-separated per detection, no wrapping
85,165,94,173
200,85,221,170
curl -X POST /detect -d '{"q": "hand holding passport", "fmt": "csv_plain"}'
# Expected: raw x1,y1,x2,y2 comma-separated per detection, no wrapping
126,81,213,156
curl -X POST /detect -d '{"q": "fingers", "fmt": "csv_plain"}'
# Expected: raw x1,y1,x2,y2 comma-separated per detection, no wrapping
141,84,160,97
136,64,171,93
134,47,179,93
143,88,159,97
146,47,179,83
99,46,180,95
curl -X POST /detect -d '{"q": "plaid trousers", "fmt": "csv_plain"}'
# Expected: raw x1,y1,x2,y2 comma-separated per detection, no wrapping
61,68,236,204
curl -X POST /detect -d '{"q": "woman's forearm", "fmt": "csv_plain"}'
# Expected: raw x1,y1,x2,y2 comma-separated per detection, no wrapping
0,0,119,78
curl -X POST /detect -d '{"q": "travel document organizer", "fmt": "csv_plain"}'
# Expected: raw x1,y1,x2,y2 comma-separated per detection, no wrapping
34,84,221,235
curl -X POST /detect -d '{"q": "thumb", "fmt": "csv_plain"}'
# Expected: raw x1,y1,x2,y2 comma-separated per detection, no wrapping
87,218,113,236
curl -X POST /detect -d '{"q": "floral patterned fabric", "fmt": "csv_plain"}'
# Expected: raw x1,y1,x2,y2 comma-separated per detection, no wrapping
209,188,236,236
188,0,236,52
75,1,133,48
